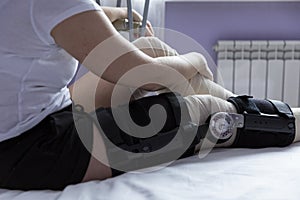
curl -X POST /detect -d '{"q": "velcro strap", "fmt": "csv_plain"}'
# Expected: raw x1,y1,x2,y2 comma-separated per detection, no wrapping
228,95,260,114
228,95,294,118
268,99,294,118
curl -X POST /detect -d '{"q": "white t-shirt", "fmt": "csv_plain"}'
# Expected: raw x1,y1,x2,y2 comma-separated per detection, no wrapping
0,0,101,142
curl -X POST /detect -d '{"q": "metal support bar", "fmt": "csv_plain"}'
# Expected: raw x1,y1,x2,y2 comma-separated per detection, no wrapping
114,0,151,41
116,0,122,7
140,0,150,36
126,0,134,41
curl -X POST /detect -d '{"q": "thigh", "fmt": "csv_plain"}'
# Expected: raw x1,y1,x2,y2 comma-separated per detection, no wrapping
69,72,135,112
81,93,182,177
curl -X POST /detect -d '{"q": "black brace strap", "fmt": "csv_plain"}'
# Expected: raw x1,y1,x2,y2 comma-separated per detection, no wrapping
96,92,206,175
228,95,295,148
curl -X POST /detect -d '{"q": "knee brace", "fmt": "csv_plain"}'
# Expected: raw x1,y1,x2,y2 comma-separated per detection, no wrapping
96,92,204,175
227,95,296,148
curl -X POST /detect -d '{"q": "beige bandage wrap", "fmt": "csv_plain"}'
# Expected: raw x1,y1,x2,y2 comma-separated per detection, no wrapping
133,37,179,58
292,108,300,143
184,95,237,150
132,37,234,99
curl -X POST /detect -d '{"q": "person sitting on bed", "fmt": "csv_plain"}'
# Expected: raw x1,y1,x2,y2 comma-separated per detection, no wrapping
0,0,299,191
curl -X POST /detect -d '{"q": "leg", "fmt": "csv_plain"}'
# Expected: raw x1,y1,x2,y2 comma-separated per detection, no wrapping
186,95,300,151
77,38,298,180
164,73,234,100
69,73,139,181
69,73,135,181
70,38,224,181
80,93,237,181
69,71,136,112
292,108,300,143
81,124,112,182
80,92,300,182
135,37,298,146
132,36,180,58
72,38,181,180
133,37,233,99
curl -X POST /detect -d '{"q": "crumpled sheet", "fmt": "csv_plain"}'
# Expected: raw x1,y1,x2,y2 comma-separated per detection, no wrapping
1,143,300,200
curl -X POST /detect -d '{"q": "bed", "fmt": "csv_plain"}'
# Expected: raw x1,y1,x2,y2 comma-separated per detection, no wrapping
1,142,300,200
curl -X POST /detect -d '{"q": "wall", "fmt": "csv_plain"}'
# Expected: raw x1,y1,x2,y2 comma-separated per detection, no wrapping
165,1,300,64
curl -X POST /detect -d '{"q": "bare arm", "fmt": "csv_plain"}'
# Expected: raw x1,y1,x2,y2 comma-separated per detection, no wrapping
51,10,201,90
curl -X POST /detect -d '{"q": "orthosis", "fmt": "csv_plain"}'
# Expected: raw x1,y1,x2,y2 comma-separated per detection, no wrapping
77,93,295,175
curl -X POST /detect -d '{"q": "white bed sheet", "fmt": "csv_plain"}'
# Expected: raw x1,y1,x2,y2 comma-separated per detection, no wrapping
1,143,300,200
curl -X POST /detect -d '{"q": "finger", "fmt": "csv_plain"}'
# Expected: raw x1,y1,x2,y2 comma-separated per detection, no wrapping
144,27,154,37
132,9,143,22
145,27,154,37
146,21,154,35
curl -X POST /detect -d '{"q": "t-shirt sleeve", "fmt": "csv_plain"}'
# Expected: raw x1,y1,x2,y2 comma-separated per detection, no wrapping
30,0,102,45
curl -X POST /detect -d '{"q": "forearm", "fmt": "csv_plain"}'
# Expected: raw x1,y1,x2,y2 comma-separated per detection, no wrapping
98,48,200,91
87,45,210,91
99,46,202,91
155,53,204,81
51,10,200,90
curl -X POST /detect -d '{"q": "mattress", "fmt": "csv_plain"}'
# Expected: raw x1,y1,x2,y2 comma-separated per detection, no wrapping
1,142,300,200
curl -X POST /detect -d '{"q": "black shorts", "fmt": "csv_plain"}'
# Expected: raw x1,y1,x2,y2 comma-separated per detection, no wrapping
0,105,92,191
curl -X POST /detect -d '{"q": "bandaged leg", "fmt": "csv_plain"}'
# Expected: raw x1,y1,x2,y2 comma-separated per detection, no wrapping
132,37,233,100
185,94,299,149
133,37,179,58
292,108,300,143
133,37,298,147
91,91,299,176
134,37,298,144
168,73,234,100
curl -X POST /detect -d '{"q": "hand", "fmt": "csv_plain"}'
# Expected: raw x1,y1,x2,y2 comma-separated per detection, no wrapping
126,8,154,37
101,7,154,37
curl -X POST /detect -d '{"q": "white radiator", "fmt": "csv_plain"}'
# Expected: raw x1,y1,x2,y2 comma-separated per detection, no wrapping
215,40,300,107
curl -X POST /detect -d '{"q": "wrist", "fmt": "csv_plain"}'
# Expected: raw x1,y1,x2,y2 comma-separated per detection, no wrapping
102,7,127,22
